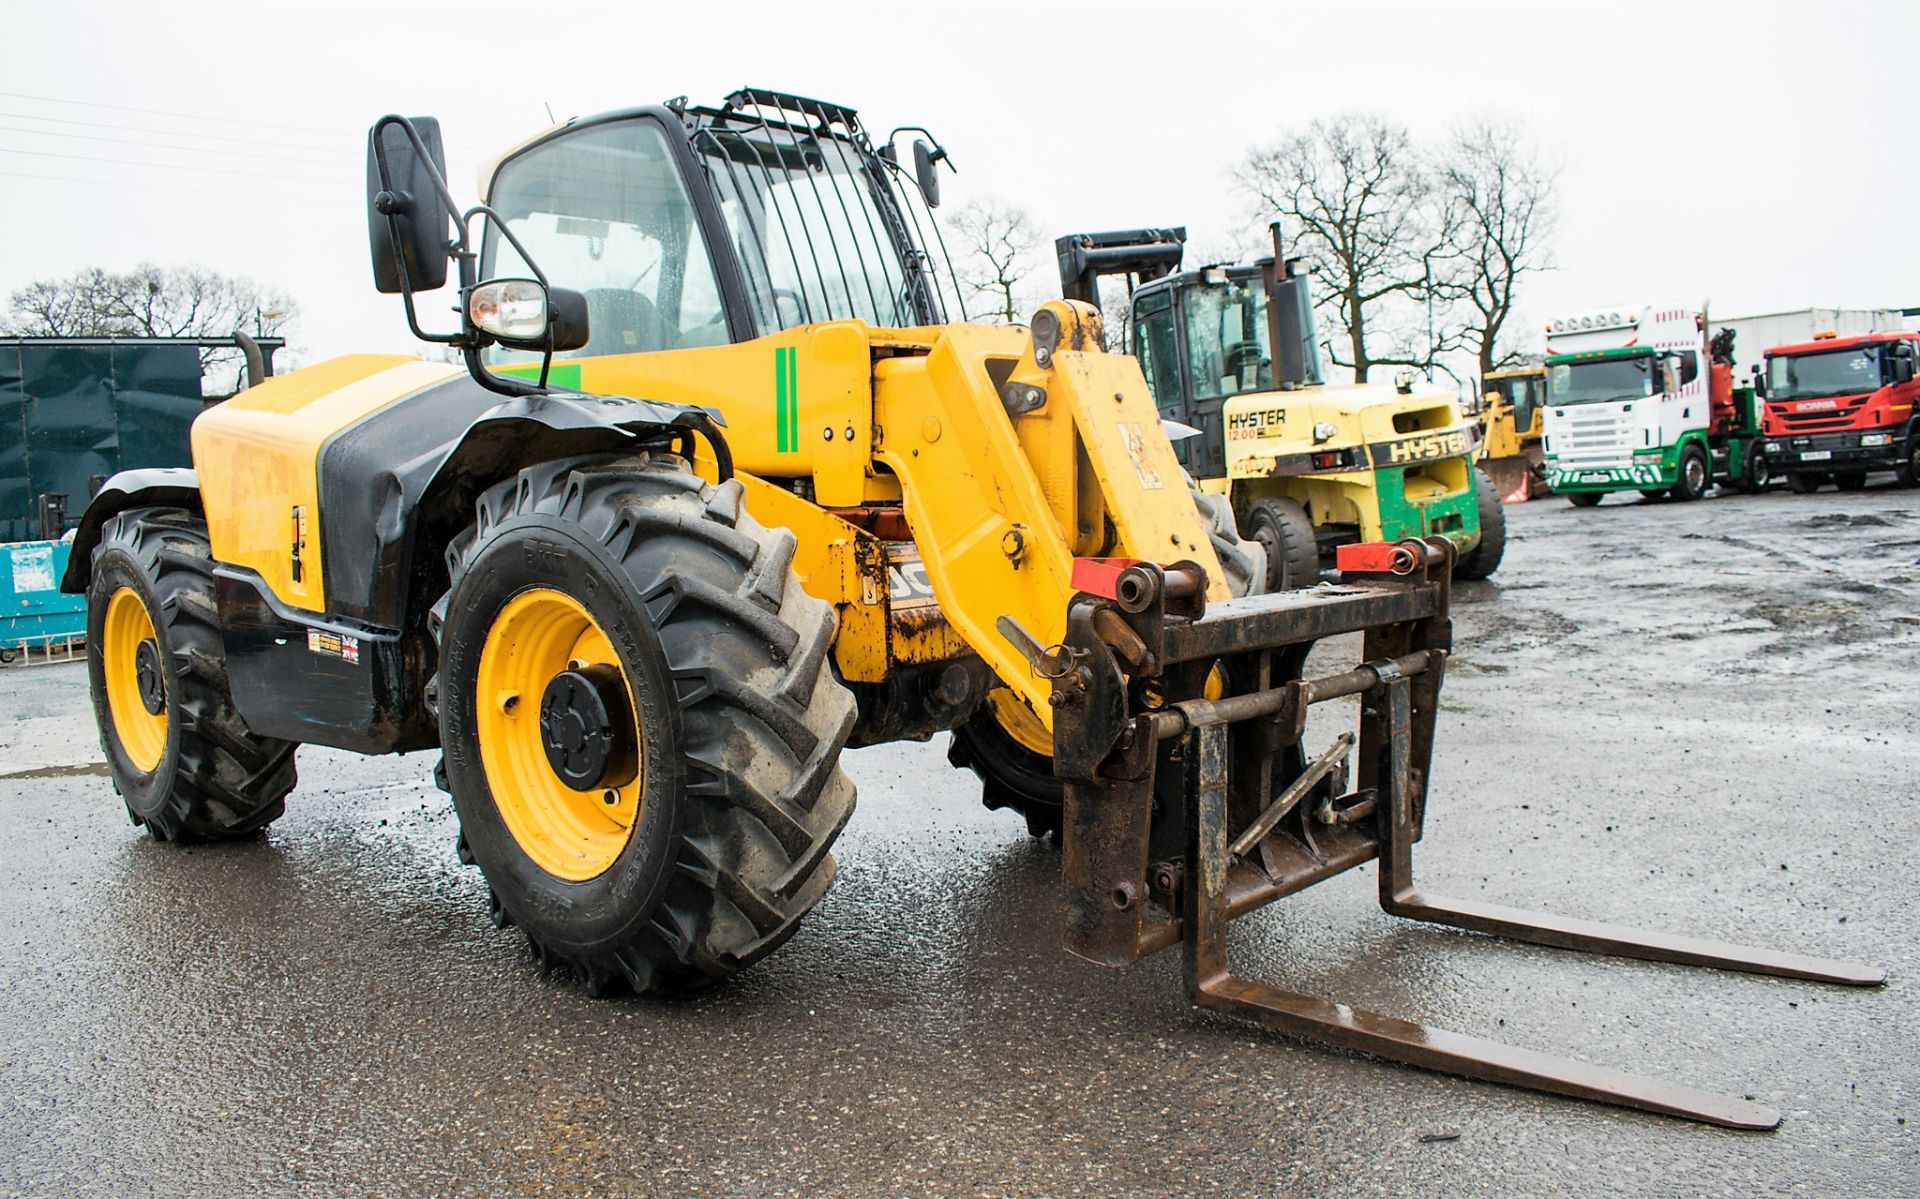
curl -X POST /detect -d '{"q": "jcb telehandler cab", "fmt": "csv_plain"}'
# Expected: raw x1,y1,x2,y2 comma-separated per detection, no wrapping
64,89,1878,1129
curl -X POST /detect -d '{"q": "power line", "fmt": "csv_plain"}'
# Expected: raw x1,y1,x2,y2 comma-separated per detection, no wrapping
0,144,335,183
0,109,360,153
0,124,358,168
0,168,333,204
0,90,493,153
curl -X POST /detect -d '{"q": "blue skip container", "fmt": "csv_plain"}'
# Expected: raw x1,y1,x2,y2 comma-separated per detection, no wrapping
1,540,85,655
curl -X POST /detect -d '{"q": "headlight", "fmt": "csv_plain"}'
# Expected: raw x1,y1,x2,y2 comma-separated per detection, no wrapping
1861,433,1891,447
1313,421,1338,444
468,279,550,341
1633,450,1661,462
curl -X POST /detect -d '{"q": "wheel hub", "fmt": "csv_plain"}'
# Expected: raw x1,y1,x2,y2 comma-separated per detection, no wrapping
538,665,637,792
133,639,165,714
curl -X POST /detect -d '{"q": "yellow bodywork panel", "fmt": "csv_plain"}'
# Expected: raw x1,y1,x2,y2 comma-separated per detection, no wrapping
191,355,462,613
1480,367,1546,460
873,301,1224,730
522,322,892,508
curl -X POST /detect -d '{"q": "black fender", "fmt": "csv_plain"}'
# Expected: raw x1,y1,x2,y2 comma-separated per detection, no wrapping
320,382,728,630
60,468,203,593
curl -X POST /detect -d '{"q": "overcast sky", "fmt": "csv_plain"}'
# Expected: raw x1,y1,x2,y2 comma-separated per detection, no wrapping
4,0,1914,371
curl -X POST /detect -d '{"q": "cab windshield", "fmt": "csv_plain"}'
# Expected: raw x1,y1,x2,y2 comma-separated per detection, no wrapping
1182,277,1273,401
482,106,960,364
1547,355,1655,406
1766,346,1881,400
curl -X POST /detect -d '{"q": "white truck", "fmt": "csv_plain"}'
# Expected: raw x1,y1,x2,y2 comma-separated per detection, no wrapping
1541,303,1767,505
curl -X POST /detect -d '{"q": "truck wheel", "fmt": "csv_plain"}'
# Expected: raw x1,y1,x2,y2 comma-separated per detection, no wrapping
952,487,1266,841
1638,489,1667,502
1246,497,1320,591
1566,491,1604,508
1738,443,1772,494
1787,473,1827,495
432,454,857,996
85,507,297,841
1454,466,1506,581
1669,444,1711,501
1897,435,1920,487
1834,473,1869,492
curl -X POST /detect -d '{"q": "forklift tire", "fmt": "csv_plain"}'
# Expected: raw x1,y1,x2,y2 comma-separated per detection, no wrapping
1246,497,1321,592
1737,443,1772,494
1669,444,1712,502
952,486,1267,841
1834,473,1869,492
1454,467,1506,581
1566,491,1604,508
85,507,298,841
432,453,856,997
1787,472,1828,495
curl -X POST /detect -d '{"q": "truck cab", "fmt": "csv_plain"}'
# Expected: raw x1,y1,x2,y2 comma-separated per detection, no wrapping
1542,304,1765,505
1759,330,1920,491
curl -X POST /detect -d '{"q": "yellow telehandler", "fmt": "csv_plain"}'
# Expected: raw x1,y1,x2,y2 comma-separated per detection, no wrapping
62,89,1878,1128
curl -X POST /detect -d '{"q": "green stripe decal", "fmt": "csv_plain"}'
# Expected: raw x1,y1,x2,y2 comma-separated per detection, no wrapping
775,346,798,452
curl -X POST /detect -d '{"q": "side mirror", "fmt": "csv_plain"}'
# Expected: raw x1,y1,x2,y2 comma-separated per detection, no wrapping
367,116,451,294
912,138,942,209
468,280,590,353
1896,358,1916,384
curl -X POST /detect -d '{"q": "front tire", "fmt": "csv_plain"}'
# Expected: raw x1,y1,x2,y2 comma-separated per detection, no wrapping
1787,472,1827,495
1454,466,1506,581
85,508,297,841
1834,472,1869,492
433,454,856,996
1669,444,1711,501
1566,491,1604,508
1895,434,1919,487
1246,496,1321,592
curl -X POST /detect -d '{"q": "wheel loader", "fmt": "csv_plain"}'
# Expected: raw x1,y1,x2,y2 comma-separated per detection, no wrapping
1476,365,1549,501
1055,227,1506,591
62,89,1880,1129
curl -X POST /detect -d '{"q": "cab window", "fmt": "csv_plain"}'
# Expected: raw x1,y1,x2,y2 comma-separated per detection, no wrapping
484,119,729,361
1134,291,1182,414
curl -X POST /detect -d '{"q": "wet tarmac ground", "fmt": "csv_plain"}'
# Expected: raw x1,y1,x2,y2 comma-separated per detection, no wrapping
2,482,1916,1198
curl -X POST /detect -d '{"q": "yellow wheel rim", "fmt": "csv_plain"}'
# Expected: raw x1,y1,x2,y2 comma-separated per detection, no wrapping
986,687,1053,758
102,586,168,773
474,588,645,882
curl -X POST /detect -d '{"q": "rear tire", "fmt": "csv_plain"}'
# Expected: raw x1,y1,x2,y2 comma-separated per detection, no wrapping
1669,444,1711,501
1787,472,1827,495
1834,472,1869,492
1738,442,1771,494
1246,496,1321,592
1638,489,1667,502
433,454,857,996
1566,491,1604,508
85,507,297,841
1454,466,1506,581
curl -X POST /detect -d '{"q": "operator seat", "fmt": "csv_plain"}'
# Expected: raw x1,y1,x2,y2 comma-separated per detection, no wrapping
580,289,670,357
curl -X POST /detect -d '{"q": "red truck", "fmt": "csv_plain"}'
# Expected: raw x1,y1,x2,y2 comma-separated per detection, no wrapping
1759,330,1920,491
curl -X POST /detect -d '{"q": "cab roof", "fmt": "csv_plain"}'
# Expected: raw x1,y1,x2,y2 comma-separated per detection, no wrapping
1765,330,1919,357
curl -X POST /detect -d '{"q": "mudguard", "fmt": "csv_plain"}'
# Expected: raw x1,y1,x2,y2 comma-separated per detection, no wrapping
60,468,203,593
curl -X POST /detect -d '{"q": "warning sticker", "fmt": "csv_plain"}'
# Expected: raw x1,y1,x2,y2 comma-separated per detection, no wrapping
1116,422,1165,491
307,629,361,665
10,544,55,593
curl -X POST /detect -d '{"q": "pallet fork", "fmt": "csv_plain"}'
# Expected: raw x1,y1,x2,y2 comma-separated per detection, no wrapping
1048,539,1883,1129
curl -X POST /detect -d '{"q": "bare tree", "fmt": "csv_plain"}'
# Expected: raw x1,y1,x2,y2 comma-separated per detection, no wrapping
946,198,1043,324
1435,120,1558,378
1236,114,1453,382
2,264,297,391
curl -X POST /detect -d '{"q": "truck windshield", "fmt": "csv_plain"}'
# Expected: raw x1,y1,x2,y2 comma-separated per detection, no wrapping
1547,356,1654,406
1182,278,1273,401
1766,346,1881,400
